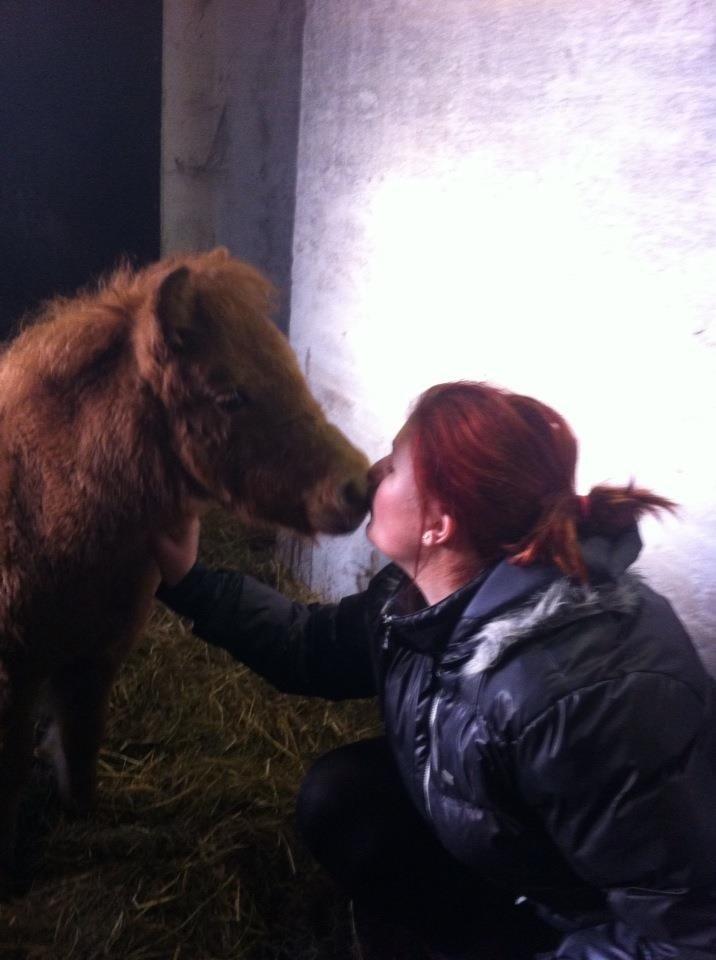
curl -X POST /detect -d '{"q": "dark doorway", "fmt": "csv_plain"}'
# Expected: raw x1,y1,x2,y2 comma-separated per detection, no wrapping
0,0,162,338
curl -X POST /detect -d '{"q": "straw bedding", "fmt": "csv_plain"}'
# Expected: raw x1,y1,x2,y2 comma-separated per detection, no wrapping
0,511,379,959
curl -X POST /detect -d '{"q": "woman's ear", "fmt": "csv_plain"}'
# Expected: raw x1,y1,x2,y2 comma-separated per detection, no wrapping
424,512,457,546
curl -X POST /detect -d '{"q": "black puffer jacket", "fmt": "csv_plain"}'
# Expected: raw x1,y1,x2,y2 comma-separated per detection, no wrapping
157,527,716,959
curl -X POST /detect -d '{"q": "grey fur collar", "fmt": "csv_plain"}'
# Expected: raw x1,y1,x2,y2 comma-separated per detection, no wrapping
463,574,642,677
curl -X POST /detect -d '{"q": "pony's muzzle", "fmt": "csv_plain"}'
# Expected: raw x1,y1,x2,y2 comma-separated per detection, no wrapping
308,471,370,534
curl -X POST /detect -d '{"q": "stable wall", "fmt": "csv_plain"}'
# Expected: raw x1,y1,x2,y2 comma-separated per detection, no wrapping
161,0,304,330
287,1,716,665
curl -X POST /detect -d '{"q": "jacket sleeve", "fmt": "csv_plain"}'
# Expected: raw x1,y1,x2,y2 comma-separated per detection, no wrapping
513,672,716,959
156,563,377,700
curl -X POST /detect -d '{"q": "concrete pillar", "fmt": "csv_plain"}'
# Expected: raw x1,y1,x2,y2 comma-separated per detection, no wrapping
161,0,220,253
161,0,305,330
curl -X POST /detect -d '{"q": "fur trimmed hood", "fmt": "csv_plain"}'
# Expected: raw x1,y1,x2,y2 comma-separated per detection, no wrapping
463,573,642,676
369,527,646,666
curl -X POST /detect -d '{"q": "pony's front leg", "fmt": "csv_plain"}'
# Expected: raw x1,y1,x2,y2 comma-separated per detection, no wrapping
0,671,39,890
40,656,118,816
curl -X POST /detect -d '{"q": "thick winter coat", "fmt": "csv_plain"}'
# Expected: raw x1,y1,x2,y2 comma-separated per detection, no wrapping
157,527,716,959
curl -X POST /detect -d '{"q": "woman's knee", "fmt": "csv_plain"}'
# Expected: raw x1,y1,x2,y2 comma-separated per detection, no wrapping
295,749,345,844
296,739,388,844
295,737,409,890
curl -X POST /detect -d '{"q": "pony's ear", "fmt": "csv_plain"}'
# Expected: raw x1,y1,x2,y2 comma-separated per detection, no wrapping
156,266,198,350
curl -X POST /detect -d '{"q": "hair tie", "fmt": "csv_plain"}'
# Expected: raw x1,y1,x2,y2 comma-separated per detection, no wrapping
577,494,591,520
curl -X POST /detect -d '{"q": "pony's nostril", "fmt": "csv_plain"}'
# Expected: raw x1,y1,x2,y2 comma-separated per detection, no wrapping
340,477,369,513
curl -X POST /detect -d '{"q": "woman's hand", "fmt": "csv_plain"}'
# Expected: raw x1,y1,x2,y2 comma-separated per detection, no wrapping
152,513,201,587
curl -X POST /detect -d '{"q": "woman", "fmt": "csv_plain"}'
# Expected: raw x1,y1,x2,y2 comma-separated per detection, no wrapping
154,381,716,960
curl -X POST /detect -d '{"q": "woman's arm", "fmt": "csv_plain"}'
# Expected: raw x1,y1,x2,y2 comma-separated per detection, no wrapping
157,563,376,700
153,513,376,700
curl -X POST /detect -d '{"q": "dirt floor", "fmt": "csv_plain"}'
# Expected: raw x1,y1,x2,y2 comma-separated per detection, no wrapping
0,511,380,959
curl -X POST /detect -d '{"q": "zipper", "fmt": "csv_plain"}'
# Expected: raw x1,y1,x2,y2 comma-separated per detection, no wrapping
422,690,440,817
381,614,394,651
380,605,439,819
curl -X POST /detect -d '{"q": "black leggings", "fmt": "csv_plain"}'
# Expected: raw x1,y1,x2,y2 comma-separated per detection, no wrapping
295,737,558,957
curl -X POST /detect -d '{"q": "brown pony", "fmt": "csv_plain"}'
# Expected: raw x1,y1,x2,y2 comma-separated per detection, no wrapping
0,247,368,881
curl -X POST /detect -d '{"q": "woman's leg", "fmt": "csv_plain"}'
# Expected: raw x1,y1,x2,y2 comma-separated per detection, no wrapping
295,737,557,958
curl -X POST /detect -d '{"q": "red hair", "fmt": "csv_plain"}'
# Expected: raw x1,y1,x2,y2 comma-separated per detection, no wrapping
407,382,675,583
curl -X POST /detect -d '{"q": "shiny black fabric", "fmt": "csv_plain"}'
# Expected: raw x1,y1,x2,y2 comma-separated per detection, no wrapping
295,736,561,958
157,528,716,958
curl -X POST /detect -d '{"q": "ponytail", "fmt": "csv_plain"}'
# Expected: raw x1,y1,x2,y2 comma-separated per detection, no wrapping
408,382,677,586
510,483,677,583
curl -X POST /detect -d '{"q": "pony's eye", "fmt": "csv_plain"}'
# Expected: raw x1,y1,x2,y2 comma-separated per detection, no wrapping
217,388,249,412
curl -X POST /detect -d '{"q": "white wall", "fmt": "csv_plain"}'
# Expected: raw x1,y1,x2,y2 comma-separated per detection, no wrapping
288,1,716,665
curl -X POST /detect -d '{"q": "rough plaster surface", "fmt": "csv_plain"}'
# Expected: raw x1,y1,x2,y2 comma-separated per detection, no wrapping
162,0,304,330
288,0,716,665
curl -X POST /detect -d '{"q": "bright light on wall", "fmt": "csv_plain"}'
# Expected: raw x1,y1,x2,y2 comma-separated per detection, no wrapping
351,156,714,502
288,0,715,661
329,155,714,660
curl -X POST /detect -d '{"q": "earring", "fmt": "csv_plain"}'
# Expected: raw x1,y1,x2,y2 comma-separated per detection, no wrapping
422,532,433,545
